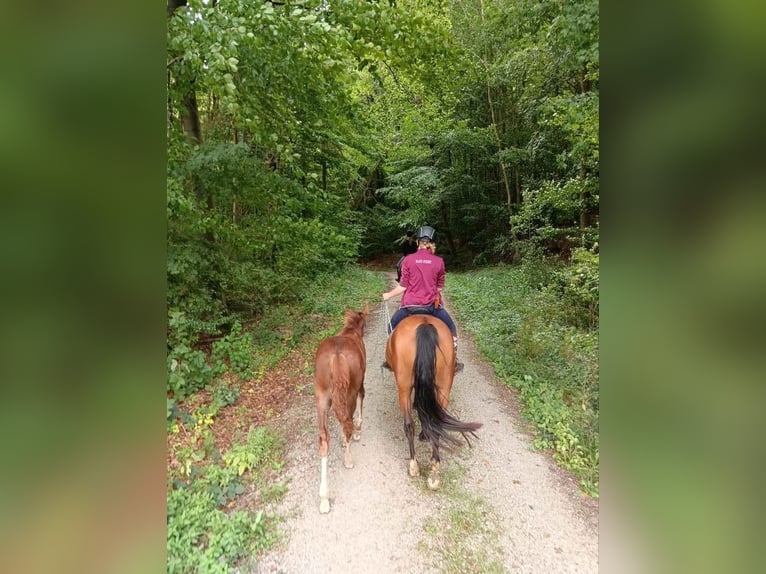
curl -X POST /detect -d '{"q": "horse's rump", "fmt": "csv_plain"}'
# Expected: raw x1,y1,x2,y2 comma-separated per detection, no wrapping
328,352,353,425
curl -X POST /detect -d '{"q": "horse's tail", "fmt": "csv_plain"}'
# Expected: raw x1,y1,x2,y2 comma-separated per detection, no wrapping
329,353,354,437
413,324,482,450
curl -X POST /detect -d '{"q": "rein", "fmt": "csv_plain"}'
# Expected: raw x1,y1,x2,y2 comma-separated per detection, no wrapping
382,300,393,335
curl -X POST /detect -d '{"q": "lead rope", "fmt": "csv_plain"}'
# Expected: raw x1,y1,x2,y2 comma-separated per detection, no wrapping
381,300,392,380
382,299,392,335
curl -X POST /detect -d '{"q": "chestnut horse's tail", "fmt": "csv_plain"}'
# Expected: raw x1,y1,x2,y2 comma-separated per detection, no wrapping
329,354,353,437
413,324,481,450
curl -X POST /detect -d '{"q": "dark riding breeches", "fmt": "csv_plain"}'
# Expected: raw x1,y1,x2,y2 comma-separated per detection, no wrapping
388,304,458,337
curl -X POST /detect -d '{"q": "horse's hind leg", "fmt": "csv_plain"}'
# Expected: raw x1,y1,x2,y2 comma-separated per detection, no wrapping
353,382,365,441
427,443,441,490
341,391,356,469
316,393,331,514
399,387,419,477
342,436,354,469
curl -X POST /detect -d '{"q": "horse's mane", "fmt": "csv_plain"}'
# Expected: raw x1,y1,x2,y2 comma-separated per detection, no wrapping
342,309,365,334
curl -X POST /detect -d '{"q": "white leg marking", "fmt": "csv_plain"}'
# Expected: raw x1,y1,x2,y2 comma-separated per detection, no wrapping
319,456,330,513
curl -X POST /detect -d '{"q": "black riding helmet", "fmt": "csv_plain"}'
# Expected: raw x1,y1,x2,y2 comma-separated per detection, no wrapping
417,225,436,242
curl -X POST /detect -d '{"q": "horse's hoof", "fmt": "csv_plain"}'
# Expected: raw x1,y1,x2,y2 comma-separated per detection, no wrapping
427,475,441,490
408,459,420,477
319,498,330,514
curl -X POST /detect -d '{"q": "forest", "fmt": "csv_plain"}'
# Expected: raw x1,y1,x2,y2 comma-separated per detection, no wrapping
167,0,598,570
167,0,598,330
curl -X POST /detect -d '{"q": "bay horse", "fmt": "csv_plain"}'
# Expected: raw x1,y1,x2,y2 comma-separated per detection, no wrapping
385,314,482,489
313,305,369,514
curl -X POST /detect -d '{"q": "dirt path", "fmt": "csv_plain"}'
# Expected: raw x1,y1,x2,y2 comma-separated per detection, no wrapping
256,282,598,574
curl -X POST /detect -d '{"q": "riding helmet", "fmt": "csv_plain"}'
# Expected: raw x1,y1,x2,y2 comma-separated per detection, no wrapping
417,225,436,242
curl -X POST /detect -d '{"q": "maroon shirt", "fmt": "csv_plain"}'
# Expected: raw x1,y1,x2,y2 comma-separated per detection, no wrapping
400,247,445,307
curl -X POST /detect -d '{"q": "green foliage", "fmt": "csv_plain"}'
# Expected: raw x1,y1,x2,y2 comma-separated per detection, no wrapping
167,309,214,400
232,266,384,382
301,266,384,317
211,322,252,379
167,143,361,330
447,264,599,495
167,488,263,574
511,177,598,254
211,381,240,409
167,427,283,574
167,310,254,400
223,427,282,477
549,247,600,329
358,0,599,261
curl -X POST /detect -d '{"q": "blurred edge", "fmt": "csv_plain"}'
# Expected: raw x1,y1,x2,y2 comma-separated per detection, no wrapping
603,0,766,573
1,0,765,572
0,2,167,574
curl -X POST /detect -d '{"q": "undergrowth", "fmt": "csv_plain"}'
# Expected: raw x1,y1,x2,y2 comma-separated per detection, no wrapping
166,266,385,572
447,262,599,495
167,427,284,574
238,266,384,381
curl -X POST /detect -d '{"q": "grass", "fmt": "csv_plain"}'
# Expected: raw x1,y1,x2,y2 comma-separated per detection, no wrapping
447,263,599,496
418,461,506,573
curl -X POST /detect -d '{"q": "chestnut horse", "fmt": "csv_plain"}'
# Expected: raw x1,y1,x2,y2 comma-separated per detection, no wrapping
385,314,481,489
314,306,369,513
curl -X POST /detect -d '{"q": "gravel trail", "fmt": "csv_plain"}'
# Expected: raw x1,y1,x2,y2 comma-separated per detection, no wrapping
256,283,598,574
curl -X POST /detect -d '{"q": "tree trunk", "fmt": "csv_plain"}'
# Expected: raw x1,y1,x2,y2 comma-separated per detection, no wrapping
167,0,187,19
439,201,458,257
181,91,202,145
169,0,202,146
478,0,515,239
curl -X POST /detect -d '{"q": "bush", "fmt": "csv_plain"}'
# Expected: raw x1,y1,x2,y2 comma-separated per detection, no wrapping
211,322,253,379
167,427,283,573
167,310,214,400
550,247,599,329
517,240,559,288
211,381,240,408
448,265,599,495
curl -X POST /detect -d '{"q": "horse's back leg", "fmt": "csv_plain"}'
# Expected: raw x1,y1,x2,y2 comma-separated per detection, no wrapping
428,357,454,490
353,378,365,441
315,388,331,513
398,383,419,477
436,357,453,411
341,390,356,469
428,442,442,490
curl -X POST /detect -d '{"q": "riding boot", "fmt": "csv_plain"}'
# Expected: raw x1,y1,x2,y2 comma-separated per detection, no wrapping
454,337,464,373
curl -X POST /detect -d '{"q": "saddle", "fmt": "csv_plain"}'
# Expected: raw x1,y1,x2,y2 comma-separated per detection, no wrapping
405,305,434,315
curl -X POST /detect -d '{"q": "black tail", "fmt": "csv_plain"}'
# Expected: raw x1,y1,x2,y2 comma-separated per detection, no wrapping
413,324,481,451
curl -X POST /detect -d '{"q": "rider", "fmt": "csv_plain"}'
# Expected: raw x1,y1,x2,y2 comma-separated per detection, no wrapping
382,226,463,372
396,230,418,282
401,230,418,256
